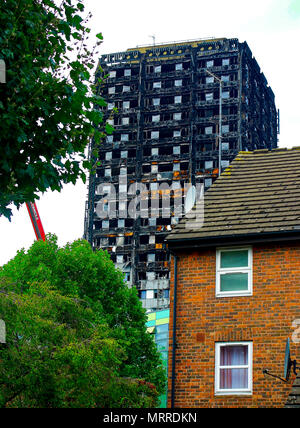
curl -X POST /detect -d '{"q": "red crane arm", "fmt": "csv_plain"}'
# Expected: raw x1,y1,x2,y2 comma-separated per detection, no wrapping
26,201,46,241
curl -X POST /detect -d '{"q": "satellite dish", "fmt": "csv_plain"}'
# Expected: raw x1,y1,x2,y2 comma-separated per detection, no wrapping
263,338,299,382
284,338,292,381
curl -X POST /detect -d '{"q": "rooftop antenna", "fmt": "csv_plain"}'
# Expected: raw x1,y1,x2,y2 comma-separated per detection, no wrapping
149,35,156,46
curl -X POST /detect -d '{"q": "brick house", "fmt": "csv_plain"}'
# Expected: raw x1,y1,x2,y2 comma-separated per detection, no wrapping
166,148,300,408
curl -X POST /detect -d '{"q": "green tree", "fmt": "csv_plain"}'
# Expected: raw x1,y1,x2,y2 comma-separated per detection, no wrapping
0,280,159,407
0,0,108,219
0,235,166,407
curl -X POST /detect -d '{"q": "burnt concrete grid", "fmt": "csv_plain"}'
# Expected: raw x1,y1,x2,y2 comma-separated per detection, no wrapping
84,37,278,312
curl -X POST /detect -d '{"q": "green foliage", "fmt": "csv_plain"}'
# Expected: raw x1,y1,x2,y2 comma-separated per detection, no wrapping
0,0,107,219
0,235,166,407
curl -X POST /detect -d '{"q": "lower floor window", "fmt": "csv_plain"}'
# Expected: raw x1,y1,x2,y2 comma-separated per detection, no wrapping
215,342,252,395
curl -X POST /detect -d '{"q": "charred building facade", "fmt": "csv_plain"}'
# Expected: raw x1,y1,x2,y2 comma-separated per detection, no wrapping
84,38,278,311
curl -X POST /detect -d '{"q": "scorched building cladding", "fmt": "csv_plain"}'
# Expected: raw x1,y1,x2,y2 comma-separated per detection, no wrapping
84,37,278,311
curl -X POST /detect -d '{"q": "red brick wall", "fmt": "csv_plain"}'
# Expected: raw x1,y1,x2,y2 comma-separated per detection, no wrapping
167,241,300,408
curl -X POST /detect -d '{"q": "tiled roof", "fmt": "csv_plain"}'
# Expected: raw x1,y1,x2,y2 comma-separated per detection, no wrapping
167,147,300,244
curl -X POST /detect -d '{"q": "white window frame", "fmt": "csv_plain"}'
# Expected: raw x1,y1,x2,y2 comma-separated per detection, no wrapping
216,247,253,297
215,342,253,396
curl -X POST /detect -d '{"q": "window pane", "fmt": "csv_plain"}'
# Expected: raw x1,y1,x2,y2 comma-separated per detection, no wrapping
156,324,169,333
220,272,248,292
220,345,248,365
220,368,248,389
220,250,248,268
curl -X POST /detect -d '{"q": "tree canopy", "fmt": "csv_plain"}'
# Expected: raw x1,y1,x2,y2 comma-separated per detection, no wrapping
0,0,108,219
0,236,166,407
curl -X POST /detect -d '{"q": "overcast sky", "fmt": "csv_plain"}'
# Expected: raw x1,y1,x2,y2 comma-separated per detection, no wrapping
1,0,300,266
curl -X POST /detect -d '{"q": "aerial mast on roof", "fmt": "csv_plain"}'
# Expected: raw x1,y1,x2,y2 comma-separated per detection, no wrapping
149,35,156,46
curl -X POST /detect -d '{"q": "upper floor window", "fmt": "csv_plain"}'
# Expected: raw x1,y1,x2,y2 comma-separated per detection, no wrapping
216,247,252,297
221,124,229,134
221,75,230,82
151,131,159,139
222,142,229,151
206,76,214,84
215,342,253,395
205,160,213,169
